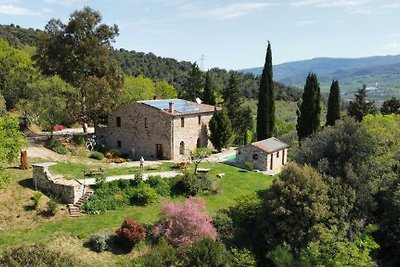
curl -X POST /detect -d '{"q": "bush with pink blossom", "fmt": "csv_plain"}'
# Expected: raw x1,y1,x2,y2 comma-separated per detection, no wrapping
152,197,217,247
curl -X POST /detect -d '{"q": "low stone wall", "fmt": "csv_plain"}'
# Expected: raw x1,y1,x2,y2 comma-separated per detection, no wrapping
32,162,84,204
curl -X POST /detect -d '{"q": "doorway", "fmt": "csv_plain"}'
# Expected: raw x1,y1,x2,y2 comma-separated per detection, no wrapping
156,144,163,159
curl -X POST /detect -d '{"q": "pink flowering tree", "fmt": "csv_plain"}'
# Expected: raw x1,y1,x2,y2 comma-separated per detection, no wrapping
153,197,217,247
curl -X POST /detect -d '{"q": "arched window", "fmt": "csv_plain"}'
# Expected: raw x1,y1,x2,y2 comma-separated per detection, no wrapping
179,141,185,155
197,138,200,148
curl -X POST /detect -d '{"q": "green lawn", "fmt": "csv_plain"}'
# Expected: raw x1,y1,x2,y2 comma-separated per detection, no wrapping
49,161,175,180
0,162,274,252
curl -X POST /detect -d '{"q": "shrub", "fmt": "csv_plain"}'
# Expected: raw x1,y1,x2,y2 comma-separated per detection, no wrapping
212,211,234,237
105,149,120,159
184,237,231,267
89,151,104,160
229,193,263,229
0,170,10,189
130,183,158,206
172,172,200,196
244,161,253,171
146,175,171,197
72,134,85,146
45,138,69,155
32,191,43,210
0,243,84,267
46,196,58,216
134,172,144,184
230,248,256,267
266,245,294,267
89,233,110,252
153,197,217,247
116,217,146,251
142,238,178,267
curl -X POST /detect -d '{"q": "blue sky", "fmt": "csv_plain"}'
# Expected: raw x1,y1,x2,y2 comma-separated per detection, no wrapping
1,0,399,70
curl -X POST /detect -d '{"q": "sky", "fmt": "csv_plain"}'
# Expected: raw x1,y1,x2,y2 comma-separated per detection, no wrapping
0,0,400,70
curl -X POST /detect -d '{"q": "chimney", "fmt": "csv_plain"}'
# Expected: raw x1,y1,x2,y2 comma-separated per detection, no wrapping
169,101,174,113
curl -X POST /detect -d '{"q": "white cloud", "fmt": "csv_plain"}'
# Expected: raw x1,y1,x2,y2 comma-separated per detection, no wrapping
180,2,274,20
291,0,370,8
0,4,40,15
382,2,400,9
294,20,316,27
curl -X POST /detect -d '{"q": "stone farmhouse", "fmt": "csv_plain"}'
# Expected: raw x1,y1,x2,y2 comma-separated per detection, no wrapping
95,99,215,161
236,137,289,175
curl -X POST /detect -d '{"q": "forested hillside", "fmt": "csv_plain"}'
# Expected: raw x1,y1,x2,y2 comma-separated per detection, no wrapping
0,24,300,101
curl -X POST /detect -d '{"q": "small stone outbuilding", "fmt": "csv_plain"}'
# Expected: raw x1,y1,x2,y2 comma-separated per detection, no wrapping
236,137,289,175
95,99,215,161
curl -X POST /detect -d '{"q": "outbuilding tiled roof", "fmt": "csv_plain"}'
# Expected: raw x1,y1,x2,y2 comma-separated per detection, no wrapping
250,137,289,153
139,99,215,116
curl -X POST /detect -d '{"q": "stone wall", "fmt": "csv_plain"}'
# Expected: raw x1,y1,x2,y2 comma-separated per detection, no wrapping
237,146,288,175
96,102,215,161
172,112,213,161
32,162,84,204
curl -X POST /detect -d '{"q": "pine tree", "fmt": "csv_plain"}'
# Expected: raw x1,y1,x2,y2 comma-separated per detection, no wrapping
257,42,275,140
202,71,216,105
347,85,376,121
326,80,341,126
222,72,243,134
209,109,233,152
181,63,203,101
296,73,321,141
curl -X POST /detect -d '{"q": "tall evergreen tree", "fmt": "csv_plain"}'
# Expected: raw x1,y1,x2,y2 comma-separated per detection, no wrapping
209,109,233,152
257,42,275,140
326,80,341,126
296,73,321,141
347,85,376,122
202,71,216,105
181,62,203,101
222,72,244,134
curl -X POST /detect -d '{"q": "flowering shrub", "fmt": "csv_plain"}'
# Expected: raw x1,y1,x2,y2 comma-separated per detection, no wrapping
152,197,217,247
53,125,64,131
116,217,146,250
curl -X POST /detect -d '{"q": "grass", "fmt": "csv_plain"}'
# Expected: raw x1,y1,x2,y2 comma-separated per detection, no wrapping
0,162,273,243
49,161,176,180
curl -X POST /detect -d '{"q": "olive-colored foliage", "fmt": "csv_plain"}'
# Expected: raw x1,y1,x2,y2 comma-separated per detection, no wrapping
0,38,37,110
18,75,76,130
34,7,124,127
295,117,368,180
130,182,158,206
347,85,376,122
141,238,178,267
230,247,256,267
300,226,379,267
0,93,6,116
0,116,26,164
0,243,85,267
266,245,295,267
184,237,231,267
262,163,330,251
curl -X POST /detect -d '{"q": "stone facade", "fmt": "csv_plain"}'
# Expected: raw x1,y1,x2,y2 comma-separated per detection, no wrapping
96,99,215,161
32,162,84,204
236,138,289,175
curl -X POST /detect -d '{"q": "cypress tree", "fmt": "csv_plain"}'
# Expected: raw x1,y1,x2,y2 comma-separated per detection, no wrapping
347,85,376,121
326,80,341,126
181,62,203,101
257,42,275,140
222,72,243,134
209,109,233,152
296,73,321,141
202,71,216,105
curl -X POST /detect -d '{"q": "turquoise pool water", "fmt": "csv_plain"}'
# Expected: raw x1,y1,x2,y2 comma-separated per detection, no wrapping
223,154,236,161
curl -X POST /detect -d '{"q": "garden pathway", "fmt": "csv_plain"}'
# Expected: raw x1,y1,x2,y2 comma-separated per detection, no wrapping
76,170,181,186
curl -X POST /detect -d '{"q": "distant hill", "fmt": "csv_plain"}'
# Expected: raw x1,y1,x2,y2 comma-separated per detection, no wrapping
241,55,400,99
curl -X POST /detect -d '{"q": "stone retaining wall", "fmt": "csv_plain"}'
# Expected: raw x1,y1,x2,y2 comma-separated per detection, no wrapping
32,162,84,204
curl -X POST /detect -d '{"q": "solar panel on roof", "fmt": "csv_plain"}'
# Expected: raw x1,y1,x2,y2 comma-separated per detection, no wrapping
142,99,200,113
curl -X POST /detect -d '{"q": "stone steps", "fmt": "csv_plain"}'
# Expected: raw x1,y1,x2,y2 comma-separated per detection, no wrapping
68,188,94,217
